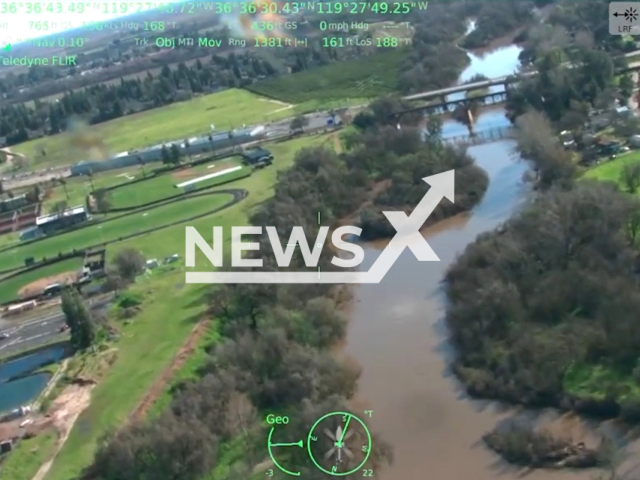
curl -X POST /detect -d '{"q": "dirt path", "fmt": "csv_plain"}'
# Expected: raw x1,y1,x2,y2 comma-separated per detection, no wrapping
128,320,210,422
333,133,343,153
258,98,291,107
30,384,94,480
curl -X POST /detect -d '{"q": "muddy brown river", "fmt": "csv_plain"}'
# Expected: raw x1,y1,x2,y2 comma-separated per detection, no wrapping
343,134,607,480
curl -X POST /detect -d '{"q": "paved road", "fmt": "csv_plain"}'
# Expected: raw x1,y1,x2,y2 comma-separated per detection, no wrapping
0,311,67,358
0,295,113,358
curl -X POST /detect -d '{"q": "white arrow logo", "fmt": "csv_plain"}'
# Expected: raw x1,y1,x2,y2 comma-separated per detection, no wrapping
186,170,453,284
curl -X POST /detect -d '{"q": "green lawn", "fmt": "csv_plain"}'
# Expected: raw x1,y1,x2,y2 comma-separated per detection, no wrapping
42,133,331,480
0,192,233,272
13,89,303,170
108,158,249,209
0,257,83,303
0,429,58,480
41,165,145,212
583,150,640,183
102,134,335,268
246,50,405,103
44,269,210,480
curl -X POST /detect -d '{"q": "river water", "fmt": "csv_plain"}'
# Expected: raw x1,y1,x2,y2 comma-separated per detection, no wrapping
343,43,603,480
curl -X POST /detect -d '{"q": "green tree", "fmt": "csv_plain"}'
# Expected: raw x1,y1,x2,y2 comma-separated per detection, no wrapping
111,247,146,283
290,115,309,132
61,288,96,350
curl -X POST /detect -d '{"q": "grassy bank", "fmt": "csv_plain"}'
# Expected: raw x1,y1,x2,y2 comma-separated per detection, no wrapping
41,133,331,480
0,430,58,480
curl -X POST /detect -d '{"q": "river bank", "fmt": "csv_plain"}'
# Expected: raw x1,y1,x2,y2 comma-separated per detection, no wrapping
341,35,619,480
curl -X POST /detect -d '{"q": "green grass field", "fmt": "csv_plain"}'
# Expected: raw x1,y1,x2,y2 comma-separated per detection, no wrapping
41,166,144,212
0,430,58,480
108,158,249,209
0,257,83,303
583,150,640,183
0,193,233,272
246,50,405,103
43,133,332,480
13,89,304,170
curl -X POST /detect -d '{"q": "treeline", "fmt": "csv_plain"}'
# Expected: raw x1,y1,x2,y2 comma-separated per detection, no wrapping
84,97,489,479
0,0,549,146
0,51,280,145
444,1,640,427
506,4,634,131
395,1,471,93
459,0,538,50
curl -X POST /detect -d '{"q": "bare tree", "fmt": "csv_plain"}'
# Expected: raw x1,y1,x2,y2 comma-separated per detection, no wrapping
59,178,69,200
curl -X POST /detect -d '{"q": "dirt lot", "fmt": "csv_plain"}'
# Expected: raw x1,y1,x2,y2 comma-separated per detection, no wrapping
30,383,94,480
172,168,196,180
18,271,80,298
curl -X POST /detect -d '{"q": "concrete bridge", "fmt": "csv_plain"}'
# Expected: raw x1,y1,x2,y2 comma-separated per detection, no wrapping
443,125,516,147
400,52,640,106
407,91,508,117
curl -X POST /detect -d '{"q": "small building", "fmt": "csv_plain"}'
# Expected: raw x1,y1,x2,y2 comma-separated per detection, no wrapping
241,147,273,166
36,206,88,235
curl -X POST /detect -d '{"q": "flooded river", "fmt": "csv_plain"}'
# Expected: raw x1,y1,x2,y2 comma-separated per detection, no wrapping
342,42,604,480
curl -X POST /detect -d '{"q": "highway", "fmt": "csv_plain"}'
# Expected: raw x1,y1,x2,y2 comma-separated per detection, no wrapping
0,295,113,359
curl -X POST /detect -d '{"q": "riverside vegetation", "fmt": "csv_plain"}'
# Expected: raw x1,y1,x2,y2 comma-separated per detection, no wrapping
445,3,640,471
83,100,489,480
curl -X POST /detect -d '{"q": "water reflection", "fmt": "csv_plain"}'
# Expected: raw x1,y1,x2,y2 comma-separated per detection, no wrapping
0,344,65,413
345,115,603,479
447,40,523,103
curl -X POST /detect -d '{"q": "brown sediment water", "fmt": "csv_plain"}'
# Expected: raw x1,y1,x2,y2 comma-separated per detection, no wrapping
343,139,600,480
